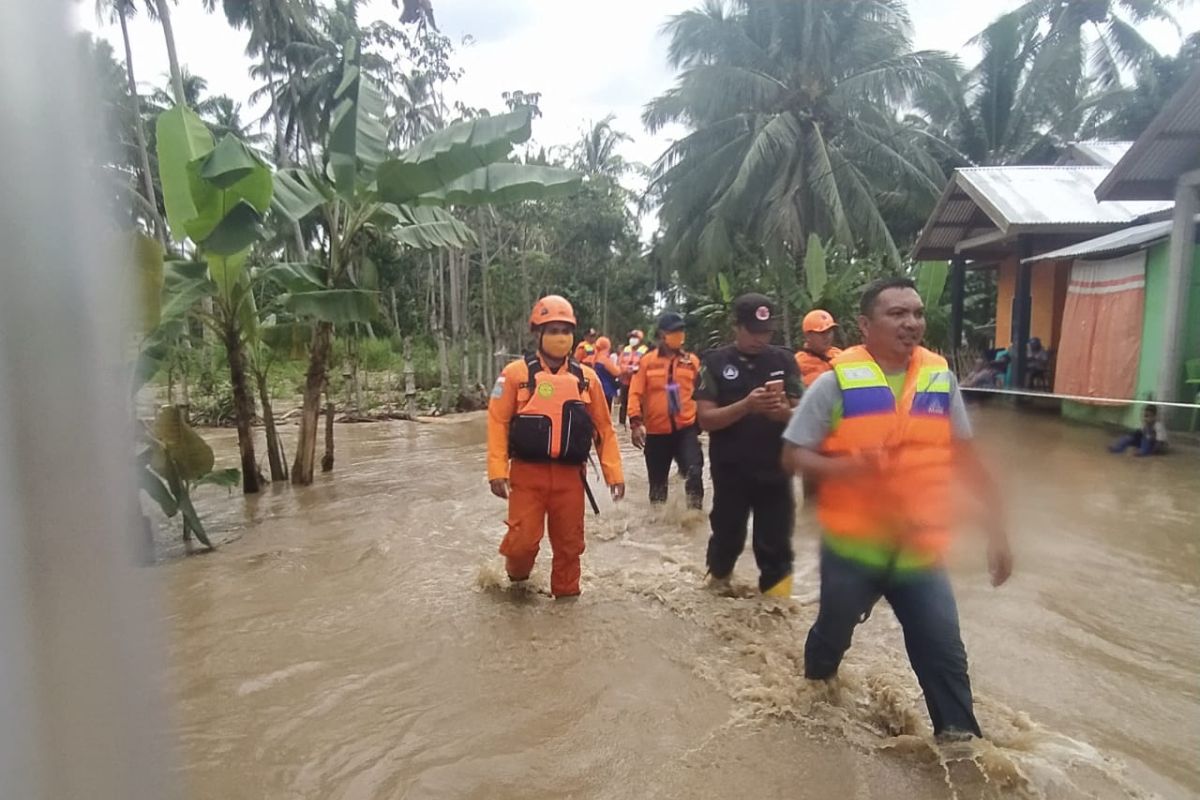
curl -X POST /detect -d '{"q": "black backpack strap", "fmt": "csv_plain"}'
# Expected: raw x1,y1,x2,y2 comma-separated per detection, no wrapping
522,352,542,389
567,359,590,393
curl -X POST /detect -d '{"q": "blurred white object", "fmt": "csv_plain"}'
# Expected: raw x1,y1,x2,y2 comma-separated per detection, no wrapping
0,1,175,797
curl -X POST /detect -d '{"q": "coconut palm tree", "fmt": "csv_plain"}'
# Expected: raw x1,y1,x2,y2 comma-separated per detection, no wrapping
1003,0,1181,92
644,0,957,274
574,115,633,177
205,95,270,146
915,11,1065,167
89,0,168,244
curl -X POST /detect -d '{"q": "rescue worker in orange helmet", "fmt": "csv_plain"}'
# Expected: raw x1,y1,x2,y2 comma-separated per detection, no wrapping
795,309,844,388
574,328,600,366
781,277,1013,740
592,335,622,407
616,329,649,427
628,311,704,509
487,296,625,598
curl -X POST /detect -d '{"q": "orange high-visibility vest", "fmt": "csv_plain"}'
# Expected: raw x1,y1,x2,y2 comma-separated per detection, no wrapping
618,344,649,384
817,346,955,559
509,353,595,464
574,341,598,366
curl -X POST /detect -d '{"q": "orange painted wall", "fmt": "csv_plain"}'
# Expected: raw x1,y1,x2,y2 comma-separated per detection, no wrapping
993,257,1070,350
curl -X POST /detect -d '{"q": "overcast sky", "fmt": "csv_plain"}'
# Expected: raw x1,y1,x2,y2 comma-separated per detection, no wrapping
74,0,1197,217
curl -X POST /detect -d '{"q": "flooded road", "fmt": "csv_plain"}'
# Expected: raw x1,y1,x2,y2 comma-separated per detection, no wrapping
165,406,1199,799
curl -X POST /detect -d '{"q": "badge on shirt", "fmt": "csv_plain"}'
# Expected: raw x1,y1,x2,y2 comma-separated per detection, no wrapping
722,364,739,381
490,376,506,398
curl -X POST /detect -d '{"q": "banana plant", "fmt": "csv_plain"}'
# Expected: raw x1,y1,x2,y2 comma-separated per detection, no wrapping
156,105,274,494
270,38,583,485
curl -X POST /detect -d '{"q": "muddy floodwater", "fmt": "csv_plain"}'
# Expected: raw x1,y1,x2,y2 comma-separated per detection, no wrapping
162,406,1199,799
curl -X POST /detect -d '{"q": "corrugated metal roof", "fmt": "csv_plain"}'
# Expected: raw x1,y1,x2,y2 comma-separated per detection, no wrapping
1057,140,1133,168
911,166,1173,260
1096,67,1200,201
957,166,1170,226
1021,219,1175,262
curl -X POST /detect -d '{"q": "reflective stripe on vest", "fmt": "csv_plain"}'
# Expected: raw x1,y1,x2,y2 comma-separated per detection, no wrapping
818,346,954,559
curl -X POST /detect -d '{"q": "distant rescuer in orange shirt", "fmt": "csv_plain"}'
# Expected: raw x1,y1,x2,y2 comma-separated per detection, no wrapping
487,295,625,598
795,309,843,387
628,311,704,509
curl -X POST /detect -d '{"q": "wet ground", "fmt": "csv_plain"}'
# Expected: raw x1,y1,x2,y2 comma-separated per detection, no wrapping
163,406,1199,799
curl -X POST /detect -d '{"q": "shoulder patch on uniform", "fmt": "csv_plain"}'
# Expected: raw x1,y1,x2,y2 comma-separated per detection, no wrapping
722,364,739,380
490,376,506,398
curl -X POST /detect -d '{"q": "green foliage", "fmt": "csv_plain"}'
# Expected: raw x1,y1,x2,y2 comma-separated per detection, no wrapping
156,105,215,238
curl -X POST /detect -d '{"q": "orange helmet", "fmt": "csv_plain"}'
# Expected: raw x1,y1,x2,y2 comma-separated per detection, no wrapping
629,329,645,341
595,336,612,352
802,309,837,333
529,295,577,329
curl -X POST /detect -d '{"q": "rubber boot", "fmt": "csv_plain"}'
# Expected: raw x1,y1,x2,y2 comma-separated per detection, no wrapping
762,574,793,598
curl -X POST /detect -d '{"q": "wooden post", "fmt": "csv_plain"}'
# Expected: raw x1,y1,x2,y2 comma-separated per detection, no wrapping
1012,238,1034,391
1158,179,1199,424
949,256,966,354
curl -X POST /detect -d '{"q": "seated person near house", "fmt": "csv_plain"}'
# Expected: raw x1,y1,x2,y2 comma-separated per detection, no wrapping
963,356,999,388
1109,405,1168,457
990,345,1012,385
1027,337,1050,388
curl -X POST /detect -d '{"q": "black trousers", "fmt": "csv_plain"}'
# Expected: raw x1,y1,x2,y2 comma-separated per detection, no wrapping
618,384,631,426
706,462,794,591
644,425,704,508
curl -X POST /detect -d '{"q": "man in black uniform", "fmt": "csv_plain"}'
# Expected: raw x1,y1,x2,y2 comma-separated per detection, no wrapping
695,293,803,598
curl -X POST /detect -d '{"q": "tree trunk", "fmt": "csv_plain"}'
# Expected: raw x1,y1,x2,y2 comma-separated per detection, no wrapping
118,8,167,247
224,326,261,495
447,249,461,339
154,0,187,107
430,254,452,413
254,367,286,482
321,391,335,473
267,57,309,261
390,287,400,332
460,340,470,396
403,336,416,418
292,321,332,485
479,210,495,385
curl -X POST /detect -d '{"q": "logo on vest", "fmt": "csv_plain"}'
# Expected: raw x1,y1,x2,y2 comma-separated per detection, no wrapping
925,397,946,414
841,366,876,381
537,382,554,398
722,364,739,380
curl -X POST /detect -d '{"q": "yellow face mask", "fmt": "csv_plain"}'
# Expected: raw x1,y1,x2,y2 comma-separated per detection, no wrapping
663,331,686,350
540,332,574,359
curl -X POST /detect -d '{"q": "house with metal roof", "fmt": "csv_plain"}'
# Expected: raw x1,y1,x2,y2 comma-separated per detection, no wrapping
911,165,1169,388
911,65,1200,430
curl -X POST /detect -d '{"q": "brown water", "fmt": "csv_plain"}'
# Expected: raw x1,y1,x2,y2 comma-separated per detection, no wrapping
164,406,1199,799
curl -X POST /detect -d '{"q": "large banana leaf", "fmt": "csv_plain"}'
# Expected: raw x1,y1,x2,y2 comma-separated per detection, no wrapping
328,41,390,199
415,163,583,206
195,201,265,257
272,168,331,222
260,262,329,293
185,136,272,253
803,233,827,303
152,406,215,481
156,106,215,239
376,204,477,249
916,261,949,308
282,289,378,324
261,321,314,359
206,250,248,304
375,107,534,205
131,232,164,333
160,268,217,322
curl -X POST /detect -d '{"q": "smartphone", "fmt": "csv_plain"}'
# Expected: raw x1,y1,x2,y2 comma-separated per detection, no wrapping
765,379,784,394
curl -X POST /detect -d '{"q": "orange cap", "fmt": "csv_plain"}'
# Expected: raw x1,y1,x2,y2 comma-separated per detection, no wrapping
802,309,837,333
529,295,577,328
629,329,645,340
595,336,612,352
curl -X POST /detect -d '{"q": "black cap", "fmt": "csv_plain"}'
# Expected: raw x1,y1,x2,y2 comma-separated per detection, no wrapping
656,311,686,332
733,293,777,333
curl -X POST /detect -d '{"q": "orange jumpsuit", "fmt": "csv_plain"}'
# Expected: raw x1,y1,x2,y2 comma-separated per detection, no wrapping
487,355,624,596
796,347,843,387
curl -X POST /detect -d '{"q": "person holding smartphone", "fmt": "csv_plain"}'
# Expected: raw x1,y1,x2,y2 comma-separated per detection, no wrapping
695,294,803,597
